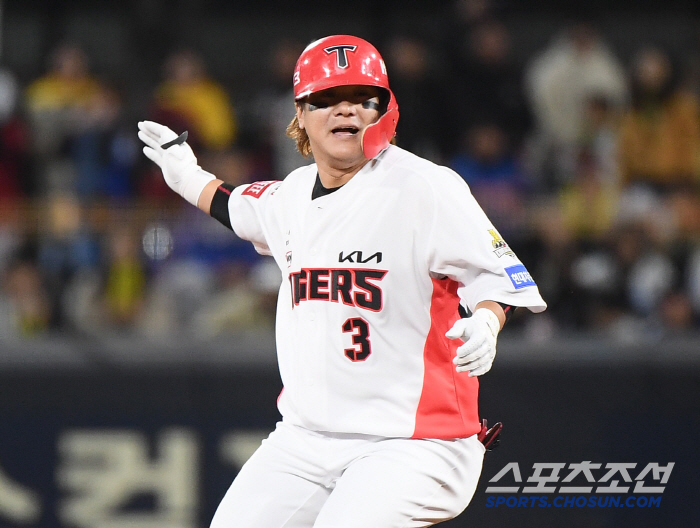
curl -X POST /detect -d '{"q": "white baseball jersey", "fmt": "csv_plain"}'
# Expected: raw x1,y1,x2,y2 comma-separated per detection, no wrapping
228,145,546,439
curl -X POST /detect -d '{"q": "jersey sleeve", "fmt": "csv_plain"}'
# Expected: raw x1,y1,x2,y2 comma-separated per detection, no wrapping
425,168,547,313
227,180,283,256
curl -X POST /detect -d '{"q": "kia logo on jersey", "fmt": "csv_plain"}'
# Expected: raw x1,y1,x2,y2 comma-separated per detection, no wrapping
338,250,382,264
324,45,357,69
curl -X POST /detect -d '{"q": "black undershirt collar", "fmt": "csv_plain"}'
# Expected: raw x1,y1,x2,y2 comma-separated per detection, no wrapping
312,173,344,200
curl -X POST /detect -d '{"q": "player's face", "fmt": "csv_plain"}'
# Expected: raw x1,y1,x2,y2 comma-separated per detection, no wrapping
297,85,382,167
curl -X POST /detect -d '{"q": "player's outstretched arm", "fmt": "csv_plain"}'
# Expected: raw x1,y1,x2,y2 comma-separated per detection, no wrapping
445,301,506,377
137,121,222,213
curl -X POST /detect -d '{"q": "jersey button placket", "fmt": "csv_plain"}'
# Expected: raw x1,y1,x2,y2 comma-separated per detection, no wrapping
304,307,319,387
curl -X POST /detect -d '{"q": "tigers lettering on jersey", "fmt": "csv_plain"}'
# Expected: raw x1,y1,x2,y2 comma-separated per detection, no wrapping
241,180,279,198
289,268,387,311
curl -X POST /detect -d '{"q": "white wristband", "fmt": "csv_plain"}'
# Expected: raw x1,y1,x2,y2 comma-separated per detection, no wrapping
181,168,216,207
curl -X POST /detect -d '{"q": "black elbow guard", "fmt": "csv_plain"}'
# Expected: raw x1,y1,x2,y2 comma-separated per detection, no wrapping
210,183,236,230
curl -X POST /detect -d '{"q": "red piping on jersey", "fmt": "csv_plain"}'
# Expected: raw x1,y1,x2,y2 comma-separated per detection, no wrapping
412,278,481,439
277,387,284,406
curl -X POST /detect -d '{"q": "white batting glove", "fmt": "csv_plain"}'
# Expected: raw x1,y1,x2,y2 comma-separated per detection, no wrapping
137,120,215,206
446,308,501,377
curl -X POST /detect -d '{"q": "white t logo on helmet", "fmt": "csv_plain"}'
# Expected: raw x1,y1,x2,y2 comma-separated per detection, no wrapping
324,45,357,69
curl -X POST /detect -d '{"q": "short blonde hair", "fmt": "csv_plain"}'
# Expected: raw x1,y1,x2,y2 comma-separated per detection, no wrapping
286,101,397,158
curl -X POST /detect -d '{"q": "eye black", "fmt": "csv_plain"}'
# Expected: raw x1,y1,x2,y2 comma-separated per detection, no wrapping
307,101,329,111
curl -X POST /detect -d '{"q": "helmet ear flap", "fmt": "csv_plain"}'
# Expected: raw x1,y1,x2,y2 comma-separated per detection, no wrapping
379,88,391,114
361,90,399,159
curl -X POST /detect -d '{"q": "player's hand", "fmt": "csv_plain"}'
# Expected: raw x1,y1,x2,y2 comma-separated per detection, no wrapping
137,120,215,206
446,308,501,377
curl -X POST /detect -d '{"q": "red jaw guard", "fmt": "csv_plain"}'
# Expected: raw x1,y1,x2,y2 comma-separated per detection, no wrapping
361,91,399,159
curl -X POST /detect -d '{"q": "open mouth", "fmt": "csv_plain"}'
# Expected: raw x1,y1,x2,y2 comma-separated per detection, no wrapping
332,126,359,135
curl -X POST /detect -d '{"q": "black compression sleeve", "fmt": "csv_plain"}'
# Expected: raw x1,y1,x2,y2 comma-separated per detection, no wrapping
458,302,517,326
210,183,235,230
497,302,517,325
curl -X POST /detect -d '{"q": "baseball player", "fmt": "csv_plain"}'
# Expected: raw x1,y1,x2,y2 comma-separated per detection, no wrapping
138,35,546,528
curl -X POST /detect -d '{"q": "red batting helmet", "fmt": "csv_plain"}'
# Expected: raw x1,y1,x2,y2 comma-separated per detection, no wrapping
293,35,400,159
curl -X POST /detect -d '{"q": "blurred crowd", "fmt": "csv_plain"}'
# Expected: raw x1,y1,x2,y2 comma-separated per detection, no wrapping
1,1,700,342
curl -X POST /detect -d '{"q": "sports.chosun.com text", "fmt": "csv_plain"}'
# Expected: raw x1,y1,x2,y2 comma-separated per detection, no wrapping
486,495,661,508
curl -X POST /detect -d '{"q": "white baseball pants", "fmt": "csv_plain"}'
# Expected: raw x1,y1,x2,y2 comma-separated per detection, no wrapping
210,421,485,528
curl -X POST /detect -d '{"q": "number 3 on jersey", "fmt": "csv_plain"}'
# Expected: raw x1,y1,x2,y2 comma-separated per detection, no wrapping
342,317,371,361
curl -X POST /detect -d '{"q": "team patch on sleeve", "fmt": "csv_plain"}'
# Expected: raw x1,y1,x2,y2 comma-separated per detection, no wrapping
241,180,279,198
489,229,515,258
505,265,536,289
